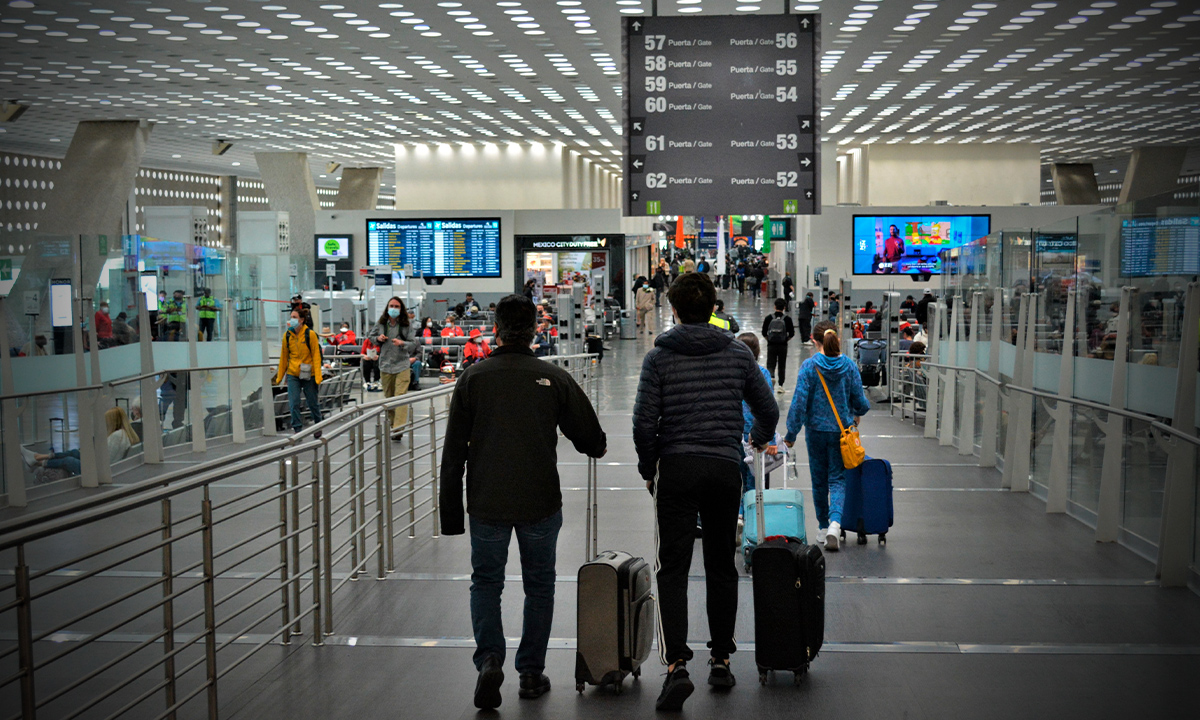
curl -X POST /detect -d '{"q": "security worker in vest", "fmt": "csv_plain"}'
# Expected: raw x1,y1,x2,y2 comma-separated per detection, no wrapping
197,288,220,341
708,298,739,333
160,289,188,342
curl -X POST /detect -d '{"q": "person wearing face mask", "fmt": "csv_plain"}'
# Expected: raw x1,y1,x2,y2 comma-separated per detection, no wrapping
273,309,324,434
441,314,465,338
369,297,417,436
332,322,356,346
197,288,220,342
160,290,188,342
94,300,114,346
461,327,491,368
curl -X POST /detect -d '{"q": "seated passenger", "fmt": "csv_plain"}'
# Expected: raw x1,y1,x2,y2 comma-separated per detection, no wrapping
531,321,552,357
898,326,915,352
332,323,357,346
463,293,481,314
462,328,491,367
418,316,440,342
441,315,465,338
105,406,140,463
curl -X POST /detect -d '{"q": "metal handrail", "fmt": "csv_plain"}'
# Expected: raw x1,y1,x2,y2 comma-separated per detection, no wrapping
921,359,1200,448
0,362,274,403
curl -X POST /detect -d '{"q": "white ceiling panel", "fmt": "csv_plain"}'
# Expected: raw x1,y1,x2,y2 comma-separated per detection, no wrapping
0,0,1196,192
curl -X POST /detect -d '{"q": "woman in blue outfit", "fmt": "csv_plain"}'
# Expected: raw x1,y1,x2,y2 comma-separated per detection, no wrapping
783,320,870,551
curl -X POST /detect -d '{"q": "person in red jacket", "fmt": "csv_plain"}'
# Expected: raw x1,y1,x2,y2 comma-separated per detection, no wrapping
462,328,491,368
94,301,114,343
332,322,357,346
440,314,465,338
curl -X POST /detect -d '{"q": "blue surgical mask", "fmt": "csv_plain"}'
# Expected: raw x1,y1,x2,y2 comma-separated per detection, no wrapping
288,318,299,329
387,307,400,318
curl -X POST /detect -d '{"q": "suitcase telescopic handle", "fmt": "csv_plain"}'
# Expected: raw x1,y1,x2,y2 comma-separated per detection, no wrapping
584,456,598,562
754,449,767,549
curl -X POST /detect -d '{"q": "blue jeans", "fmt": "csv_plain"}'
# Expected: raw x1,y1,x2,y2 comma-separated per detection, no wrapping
469,510,562,674
805,430,845,528
285,375,322,431
45,449,81,475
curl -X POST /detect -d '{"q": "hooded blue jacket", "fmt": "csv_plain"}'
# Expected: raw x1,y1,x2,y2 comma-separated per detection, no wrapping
633,322,777,480
784,352,871,443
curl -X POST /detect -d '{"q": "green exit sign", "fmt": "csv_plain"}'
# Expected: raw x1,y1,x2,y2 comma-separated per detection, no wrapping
646,200,661,215
0,259,11,281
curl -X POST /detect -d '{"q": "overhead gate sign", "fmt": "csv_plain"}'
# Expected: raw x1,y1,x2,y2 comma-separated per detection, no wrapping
623,14,821,217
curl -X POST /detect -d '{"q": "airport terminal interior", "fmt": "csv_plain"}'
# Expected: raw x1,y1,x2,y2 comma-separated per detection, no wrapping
0,0,1199,717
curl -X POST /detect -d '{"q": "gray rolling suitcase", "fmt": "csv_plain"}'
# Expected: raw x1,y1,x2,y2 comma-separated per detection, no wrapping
575,458,655,693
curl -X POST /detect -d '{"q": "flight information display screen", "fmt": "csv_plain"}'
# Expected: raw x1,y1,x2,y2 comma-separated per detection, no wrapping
366,218,502,278
1120,216,1200,277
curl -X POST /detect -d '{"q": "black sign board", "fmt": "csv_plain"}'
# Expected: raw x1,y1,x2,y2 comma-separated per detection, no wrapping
623,14,820,217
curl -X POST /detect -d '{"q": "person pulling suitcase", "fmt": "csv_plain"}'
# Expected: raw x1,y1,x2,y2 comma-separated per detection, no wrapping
439,295,608,710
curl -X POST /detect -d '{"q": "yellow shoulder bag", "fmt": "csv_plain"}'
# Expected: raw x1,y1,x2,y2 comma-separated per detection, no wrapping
817,369,865,469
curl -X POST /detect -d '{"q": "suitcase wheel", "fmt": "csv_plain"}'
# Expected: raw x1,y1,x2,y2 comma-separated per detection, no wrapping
632,667,641,680
793,672,804,687
759,671,768,686
612,680,623,696
840,529,846,541
857,533,867,545
576,683,584,693
879,533,887,546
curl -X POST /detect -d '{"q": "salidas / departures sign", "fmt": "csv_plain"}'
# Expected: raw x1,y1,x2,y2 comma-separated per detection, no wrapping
623,14,820,217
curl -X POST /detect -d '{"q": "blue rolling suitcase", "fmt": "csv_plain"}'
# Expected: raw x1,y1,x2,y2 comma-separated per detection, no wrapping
841,457,894,545
742,452,806,569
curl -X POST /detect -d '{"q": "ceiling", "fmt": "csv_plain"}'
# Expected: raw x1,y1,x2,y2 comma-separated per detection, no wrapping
0,0,1198,194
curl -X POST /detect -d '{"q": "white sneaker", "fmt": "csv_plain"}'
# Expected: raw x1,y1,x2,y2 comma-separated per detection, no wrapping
20,446,39,470
825,522,841,551
775,385,785,395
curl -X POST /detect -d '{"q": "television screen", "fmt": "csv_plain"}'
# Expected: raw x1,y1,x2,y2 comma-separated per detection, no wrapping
1120,217,1200,277
316,234,351,261
852,214,991,275
366,218,501,278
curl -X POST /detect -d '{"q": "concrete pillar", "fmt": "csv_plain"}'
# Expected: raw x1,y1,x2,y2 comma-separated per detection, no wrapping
228,298,246,444
978,288,1002,467
958,293,980,456
187,302,206,454
260,300,277,437
255,152,318,267
5,120,152,339
1157,282,1198,586
1118,146,1186,204
924,303,941,441
938,302,957,447
1051,164,1101,205
333,168,384,210
138,292,164,464
1002,294,1029,488
1046,289,1077,513
0,298,26,506
1009,294,1038,493
1096,288,1135,542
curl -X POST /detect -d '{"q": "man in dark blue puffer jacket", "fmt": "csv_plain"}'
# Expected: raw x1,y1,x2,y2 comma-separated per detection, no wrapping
633,272,778,711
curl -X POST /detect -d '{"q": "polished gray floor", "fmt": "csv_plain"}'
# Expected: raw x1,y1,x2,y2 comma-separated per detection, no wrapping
8,292,1200,718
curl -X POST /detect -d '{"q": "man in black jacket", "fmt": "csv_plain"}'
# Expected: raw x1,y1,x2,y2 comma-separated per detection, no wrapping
440,294,607,710
915,288,935,328
797,291,816,345
762,297,797,394
633,272,778,711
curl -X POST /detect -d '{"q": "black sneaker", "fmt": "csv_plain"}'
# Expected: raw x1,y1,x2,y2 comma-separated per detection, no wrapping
518,673,551,699
707,658,735,689
473,655,504,710
655,662,694,712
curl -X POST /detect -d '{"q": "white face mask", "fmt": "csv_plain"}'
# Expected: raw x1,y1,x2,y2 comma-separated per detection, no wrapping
425,321,432,327
341,327,349,333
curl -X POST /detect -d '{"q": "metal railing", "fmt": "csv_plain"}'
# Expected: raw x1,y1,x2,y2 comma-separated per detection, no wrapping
0,352,600,719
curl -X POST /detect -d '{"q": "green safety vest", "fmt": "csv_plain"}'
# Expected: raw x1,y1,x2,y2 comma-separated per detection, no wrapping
198,296,218,319
165,299,187,323
708,314,730,330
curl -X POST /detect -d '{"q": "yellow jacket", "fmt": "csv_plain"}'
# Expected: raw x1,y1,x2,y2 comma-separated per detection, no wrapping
273,326,323,385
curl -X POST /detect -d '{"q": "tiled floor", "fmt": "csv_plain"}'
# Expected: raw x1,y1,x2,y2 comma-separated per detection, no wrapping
7,292,1200,719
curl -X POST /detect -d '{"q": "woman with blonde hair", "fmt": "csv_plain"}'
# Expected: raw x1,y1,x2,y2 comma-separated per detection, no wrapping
105,406,141,463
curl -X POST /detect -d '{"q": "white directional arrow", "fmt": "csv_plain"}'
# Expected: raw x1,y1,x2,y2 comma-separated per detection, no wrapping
801,157,811,167
805,190,814,199
801,120,811,129
800,18,810,28
632,20,642,31
632,160,644,169
633,122,643,131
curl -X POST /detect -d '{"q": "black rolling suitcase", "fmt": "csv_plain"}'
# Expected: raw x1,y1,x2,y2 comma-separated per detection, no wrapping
750,452,826,685
575,458,655,693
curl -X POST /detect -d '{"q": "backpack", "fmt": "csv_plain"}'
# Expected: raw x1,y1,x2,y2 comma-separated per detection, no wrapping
766,314,788,344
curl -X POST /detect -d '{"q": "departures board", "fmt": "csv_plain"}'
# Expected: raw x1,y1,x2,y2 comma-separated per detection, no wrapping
622,14,820,217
